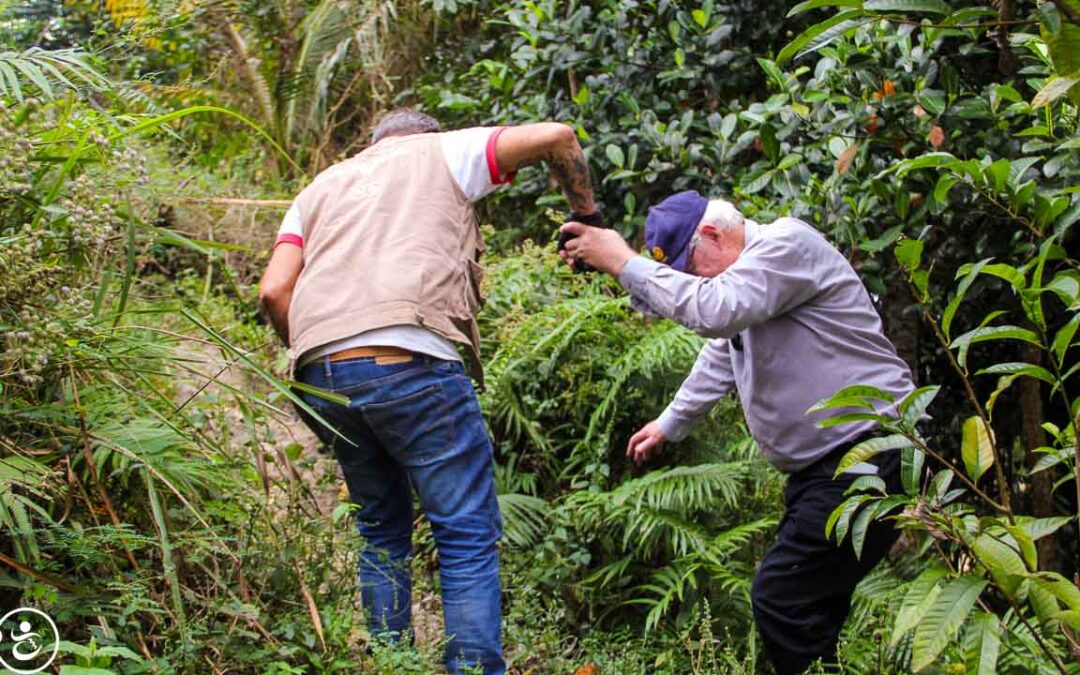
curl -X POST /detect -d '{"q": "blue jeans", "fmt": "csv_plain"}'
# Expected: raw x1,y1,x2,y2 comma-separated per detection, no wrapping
298,355,504,675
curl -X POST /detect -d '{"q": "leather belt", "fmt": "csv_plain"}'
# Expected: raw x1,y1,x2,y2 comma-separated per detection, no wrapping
327,346,415,363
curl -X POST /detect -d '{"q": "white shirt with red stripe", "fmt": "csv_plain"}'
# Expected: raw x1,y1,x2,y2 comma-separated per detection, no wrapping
275,127,516,365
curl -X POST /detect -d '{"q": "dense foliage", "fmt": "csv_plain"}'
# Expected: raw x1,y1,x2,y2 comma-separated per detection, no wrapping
0,0,1078,673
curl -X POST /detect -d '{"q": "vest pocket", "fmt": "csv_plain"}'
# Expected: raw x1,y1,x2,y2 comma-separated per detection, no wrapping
464,259,485,314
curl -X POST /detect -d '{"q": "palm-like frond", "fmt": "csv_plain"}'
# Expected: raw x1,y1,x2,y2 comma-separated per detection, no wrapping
282,0,354,142
565,462,753,559
576,318,703,457
497,492,551,549
483,293,628,459
0,48,108,101
626,518,776,632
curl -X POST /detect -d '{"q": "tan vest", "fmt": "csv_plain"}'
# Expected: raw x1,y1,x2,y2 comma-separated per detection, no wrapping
288,133,486,382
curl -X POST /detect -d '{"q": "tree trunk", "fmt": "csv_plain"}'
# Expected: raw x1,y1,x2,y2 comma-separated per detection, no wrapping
1021,342,1062,571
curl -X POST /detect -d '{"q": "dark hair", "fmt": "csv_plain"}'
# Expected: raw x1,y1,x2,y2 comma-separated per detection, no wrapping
371,109,441,143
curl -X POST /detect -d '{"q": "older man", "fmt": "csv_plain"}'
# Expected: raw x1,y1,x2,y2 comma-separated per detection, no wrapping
259,109,597,675
559,190,915,674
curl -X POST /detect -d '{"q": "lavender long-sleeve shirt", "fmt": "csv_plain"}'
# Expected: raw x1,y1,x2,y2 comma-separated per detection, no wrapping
619,217,915,473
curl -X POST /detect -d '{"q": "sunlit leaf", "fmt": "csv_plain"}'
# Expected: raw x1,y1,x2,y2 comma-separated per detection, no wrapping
911,577,987,671
835,435,913,476
961,416,994,483
865,0,951,14
963,612,1001,675
891,567,947,646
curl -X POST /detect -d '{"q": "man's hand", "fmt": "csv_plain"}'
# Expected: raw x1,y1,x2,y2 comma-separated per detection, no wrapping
559,221,636,277
626,420,667,465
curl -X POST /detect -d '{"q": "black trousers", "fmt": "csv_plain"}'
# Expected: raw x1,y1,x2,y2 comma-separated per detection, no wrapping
751,440,903,675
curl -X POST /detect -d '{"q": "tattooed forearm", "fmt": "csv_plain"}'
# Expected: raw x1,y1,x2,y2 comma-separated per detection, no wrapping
545,145,596,215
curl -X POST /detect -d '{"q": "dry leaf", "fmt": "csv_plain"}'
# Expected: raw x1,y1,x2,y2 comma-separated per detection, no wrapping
883,79,895,96
929,125,946,148
866,115,880,134
293,560,326,651
836,143,858,175
575,664,599,675
913,105,927,118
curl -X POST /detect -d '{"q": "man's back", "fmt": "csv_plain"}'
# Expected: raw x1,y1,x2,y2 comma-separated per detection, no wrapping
730,218,915,470
287,133,482,372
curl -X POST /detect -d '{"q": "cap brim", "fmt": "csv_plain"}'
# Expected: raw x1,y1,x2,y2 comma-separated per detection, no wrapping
668,245,691,272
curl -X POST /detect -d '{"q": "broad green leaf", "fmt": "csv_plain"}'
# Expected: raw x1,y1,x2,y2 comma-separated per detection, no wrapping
1019,514,1071,540
972,533,1025,597
1030,581,1062,627
912,269,930,302
1031,571,1080,610
605,144,625,168
975,362,1056,384
1009,157,1041,186
777,153,804,170
891,567,947,646
932,174,959,204
807,384,895,413
1031,74,1080,108
978,262,1027,289
917,90,947,115
1003,524,1037,570
1031,452,1063,473
827,493,872,540
787,0,863,17
743,169,775,194
691,8,709,27
850,501,877,559
859,224,904,252
928,469,954,503
943,258,992,340
899,386,939,428
950,326,1043,369
835,435,913,476
984,158,1010,193
1045,273,1080,305
891,152,958,176
817,412,888,428
1052,313,1080,364
865,0,951,14
911,577,987,671
901,447,925,495
777,11,866,65
961,416,995,482
846,475,887,495
963,612,1001,675
1053,610,1080,631
757,58,787,90
895,239,923,272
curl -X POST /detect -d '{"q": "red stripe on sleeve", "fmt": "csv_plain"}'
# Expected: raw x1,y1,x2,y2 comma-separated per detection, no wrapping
274,233,303,249
485,127,517,185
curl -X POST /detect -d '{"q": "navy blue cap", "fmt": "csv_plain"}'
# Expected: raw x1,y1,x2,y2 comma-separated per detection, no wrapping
645,190,708,271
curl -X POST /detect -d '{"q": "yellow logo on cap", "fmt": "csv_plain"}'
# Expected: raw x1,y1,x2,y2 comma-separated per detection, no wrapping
651,246,668,263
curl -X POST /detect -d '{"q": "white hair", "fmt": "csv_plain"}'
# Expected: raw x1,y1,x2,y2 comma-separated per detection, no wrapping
701,199,744,231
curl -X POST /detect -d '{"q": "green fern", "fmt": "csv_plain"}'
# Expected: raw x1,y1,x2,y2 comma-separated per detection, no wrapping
0,48,108,101
497,492,551,548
